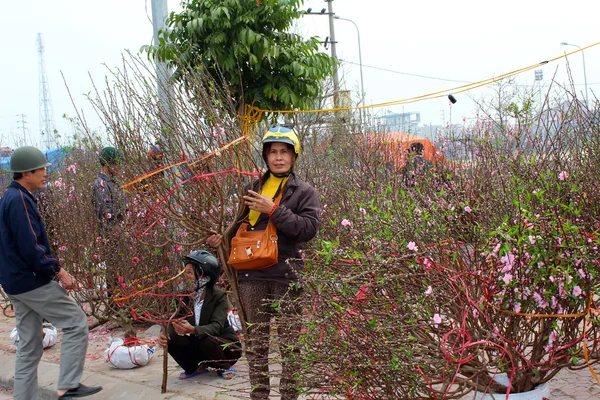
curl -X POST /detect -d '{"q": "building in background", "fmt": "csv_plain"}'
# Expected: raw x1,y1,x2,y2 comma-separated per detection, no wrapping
375,111,421,134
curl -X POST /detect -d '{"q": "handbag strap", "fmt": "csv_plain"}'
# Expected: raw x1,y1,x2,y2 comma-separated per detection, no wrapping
271,179,285,203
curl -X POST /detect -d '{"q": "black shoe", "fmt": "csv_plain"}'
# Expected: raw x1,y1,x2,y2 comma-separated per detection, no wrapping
58,384,103,399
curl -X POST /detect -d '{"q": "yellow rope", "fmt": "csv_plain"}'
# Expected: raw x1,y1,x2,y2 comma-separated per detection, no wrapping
244,42,600,116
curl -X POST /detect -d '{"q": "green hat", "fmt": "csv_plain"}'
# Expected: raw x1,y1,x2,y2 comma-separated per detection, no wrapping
10,146,51,173
99,147,121,165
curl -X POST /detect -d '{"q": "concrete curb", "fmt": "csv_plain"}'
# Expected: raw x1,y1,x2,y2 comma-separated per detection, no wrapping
0,370,56,400
0,352,226,399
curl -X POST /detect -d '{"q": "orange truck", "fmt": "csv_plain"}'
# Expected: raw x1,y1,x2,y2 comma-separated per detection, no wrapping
365,132,444,169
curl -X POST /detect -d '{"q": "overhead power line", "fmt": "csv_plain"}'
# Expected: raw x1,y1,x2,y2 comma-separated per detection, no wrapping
339,59,472,84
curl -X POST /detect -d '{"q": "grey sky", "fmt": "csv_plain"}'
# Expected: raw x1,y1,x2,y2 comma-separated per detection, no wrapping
2,0,599,149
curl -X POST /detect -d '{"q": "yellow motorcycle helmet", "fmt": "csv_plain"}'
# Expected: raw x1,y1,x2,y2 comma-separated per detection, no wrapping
261,126,300,162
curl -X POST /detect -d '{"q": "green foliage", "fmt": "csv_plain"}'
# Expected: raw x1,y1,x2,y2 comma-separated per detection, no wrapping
144,0,337,113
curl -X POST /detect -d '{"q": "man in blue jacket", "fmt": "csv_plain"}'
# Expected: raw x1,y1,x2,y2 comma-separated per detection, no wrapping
0,146,102,400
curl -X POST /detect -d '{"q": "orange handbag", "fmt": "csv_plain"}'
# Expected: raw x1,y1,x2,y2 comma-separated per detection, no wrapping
228,219,278,270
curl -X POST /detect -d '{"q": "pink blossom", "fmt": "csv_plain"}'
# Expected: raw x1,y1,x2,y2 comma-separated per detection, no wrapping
528,235,536,245
572,286,582,297
341,219,352,227
106,213,112,219
66,164,77,174
54,180,62,187
500,252,515,272
514,303,521,313
407,242,418,251
118,276,125,283
464,206,472,213
558,171,568,181
157,280,164,289
59,246,67,251
121,283,127,289
433,314,442,324
425,286,433,295
359,207,367,215
558,283,567,297
175,245,183,253
502,273,513,285
132,257,140,264
492,243,502,257
92,254,98,260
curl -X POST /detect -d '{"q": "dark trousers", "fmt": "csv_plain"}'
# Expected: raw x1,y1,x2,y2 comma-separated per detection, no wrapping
168,334,241,375
238,280,302,400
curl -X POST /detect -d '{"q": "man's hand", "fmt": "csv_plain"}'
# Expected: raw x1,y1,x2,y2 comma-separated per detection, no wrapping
57,269,77,290
157,332,169,347
172,320,196,335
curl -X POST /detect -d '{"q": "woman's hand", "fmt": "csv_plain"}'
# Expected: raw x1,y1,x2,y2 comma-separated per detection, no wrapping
243,190,275,214
206,234,223,247
157,332,169,347
172,320,196,335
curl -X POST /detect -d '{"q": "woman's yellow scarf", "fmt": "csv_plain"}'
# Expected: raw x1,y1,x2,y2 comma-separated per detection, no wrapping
248,175,288,226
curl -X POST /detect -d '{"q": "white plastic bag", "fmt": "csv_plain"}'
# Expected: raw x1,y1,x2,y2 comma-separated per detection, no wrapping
227,310,242,332
11,323,57,349
103,338,155,369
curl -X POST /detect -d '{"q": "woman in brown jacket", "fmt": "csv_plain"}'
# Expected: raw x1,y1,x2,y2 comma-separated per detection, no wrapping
207,126,321,400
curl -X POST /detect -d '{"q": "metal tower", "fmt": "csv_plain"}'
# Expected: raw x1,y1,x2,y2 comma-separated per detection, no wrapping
36,33,56,149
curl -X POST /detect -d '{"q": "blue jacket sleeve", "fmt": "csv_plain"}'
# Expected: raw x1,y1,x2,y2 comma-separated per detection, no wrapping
10,191,60,278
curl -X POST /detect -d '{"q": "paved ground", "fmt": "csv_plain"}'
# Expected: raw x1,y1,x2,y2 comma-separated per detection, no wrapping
0,312,251,399
1,311,600,399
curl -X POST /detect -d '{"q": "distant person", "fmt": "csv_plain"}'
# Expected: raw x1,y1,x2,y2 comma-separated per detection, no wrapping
92,146,127,295
91,146,126,225
92,146,127,234
141,143,166,193
403,142,433,188
157,250,241,380
0,146,102,400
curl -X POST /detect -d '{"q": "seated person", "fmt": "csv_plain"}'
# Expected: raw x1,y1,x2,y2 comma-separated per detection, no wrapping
157,250,241,380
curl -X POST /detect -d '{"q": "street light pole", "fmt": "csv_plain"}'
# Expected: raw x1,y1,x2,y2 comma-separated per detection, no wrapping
325,0,340,107
334,16,365,127
560,42,589,108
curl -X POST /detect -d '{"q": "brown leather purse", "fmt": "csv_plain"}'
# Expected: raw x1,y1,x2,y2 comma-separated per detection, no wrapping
228,219,278,270
228,187,283,271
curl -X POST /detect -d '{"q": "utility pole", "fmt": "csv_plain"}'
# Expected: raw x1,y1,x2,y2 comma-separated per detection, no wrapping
534,69,543,109
151,0,171,142
325,0,340,107
16,114,28,145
